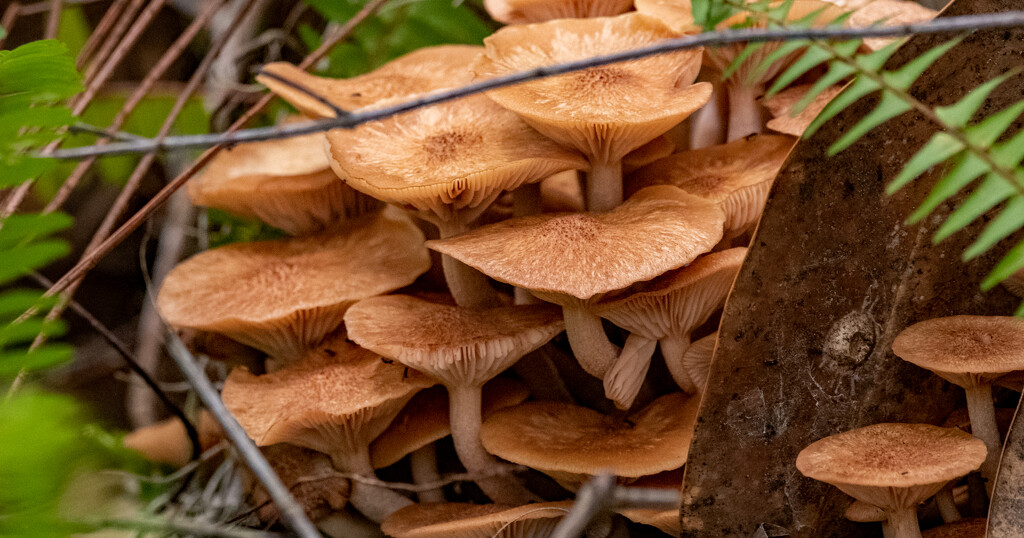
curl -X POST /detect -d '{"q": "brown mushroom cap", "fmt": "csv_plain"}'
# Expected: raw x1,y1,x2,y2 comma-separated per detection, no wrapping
370,378,530,469
258,45,483,118
123,411,223,467
428,186,725,301
252,444,351,524
344,295,565,388
892,316,1024,378
157,208,430,362
480,392,700,482
626,134,795,237
849,0,937,51
474,13,711,165
484,0,634,24
921,518,986,538
763,84,844,137
633,0,696,33
381,501,572,538
796,423,986,491
187,126,382,236
221,342,435,469
326,94,588,227
622,135,675,174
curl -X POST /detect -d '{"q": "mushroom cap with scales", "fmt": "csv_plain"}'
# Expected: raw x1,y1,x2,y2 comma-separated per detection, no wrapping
480,392,700,488
251,444,351,524
473,12,711,165
257,45,483,118
427,186,725,302
892,315,1024,383
186,123,382,236
796,423,986,509
381,501,573,538
484,0,634,25
156,208,431,363
326,94,588,227
221,341,436,469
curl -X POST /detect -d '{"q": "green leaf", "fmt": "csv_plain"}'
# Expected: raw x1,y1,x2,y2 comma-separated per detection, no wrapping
804,76,881,137
887,133,964,194
0,290,59,320
964,196,1024,260
0,213,73,250
692,0,738,30
854,40,902,72
723,42,767,80
983,238,1024,290
1015,300,1024,317
907,152,987,224
0,40,83,100
793,61,857,115
828,92,912,154
766,42,829,96
0,345,73,374
934,172,1018,243
0,318,66,348
882,37,961,91
963,101,1024,148
934,71,1017,129
0,242,70,285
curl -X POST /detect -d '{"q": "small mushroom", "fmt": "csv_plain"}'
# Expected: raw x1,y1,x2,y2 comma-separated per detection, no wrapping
893,315,1024,486
484,0,634,24
251,444,351,525
381,502,573,538
845,501,892,538
796,423,987,538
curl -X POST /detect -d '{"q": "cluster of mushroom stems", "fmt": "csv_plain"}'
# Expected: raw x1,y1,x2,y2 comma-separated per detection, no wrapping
126,0,948,535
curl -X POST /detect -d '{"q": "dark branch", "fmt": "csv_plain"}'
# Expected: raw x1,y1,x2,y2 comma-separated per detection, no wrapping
47,11,1024,160
549,474,681,538
164,335,321,538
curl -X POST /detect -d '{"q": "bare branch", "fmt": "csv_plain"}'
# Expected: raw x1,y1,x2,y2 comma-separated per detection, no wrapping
550,474,680,538
47,11,1024,160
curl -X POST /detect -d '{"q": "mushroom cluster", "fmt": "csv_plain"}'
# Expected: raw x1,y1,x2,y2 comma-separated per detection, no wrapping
138,0,943,535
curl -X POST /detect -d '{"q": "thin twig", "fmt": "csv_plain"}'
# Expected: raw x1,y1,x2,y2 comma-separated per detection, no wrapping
44,0,61,39
164,335,321,538
68,122,146,141
42,0,392,299
19,0,108,16
0,3,22,61
549,474,681,538
75,0,128,69
335,463,528,493
46,11,1024,159
85,515,283,538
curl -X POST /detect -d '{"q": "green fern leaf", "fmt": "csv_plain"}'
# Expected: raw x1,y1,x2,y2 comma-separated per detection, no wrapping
983,238,1024,291
0,213,73,250
882,38,961,91
933,173,1018,243
828,92,912,154
723,42,767,80
752,39,811,86
764,42,829,95
0,242,71,285
887,133,964,194
907,153,987,224
964,196,1024,260
0,346,73,376
962,101,1024,147
934,71,1017,128
805,76,881,136
793,61,857,115
854,40,903,72
0,291,59,318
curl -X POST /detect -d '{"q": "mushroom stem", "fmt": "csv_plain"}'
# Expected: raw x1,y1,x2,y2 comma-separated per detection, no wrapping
964,382,1000,490
660,335,696,393
586,160,623,212
604,333,658,410
437,220,502,308
726,83,763,142
449,384,536,504
935,482,961,523
331,450,412,524
563,303,620,379
885,506,922,538
409,444,445,503
690,86,724,149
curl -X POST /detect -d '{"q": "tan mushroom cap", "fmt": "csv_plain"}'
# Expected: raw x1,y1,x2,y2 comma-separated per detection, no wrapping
258,45,483,118
763,84,844,137
796,423,986,490
326,94,588,226
370,378,530,469
382,502,572,538
123,411,223,467
850,0,937,51
892,316,1024,378
187,126,382,236
345,295,565,387
627,134,795,237
595,248,746,340
428,186,725,301
622,135,675,174
221,342,435,468
253,444,351,524
681,331,718,391
619,509,680,535
922,518,986,538
484,0,634,25
634,0,696,33
474,13,711,164
480,392,700,482
157,208,430,362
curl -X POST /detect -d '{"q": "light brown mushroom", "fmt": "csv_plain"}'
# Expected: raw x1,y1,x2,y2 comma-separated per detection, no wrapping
257,45,483,118
123,411,222,467
186,120,382,236
474,12,711,210
844,501,892,538
381,502,573,538
762,84,845,137
633,0,696,33
327,94,587,308
893,315,1024,487
221,343,435,522
593,248,745,406
345,295,564,503
848,0,937,51
626,134,795,241
251,444,351,525
428,186,725,381
796,423,987,538
480,392,700,489
484,0,634,24
156,208,430,364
